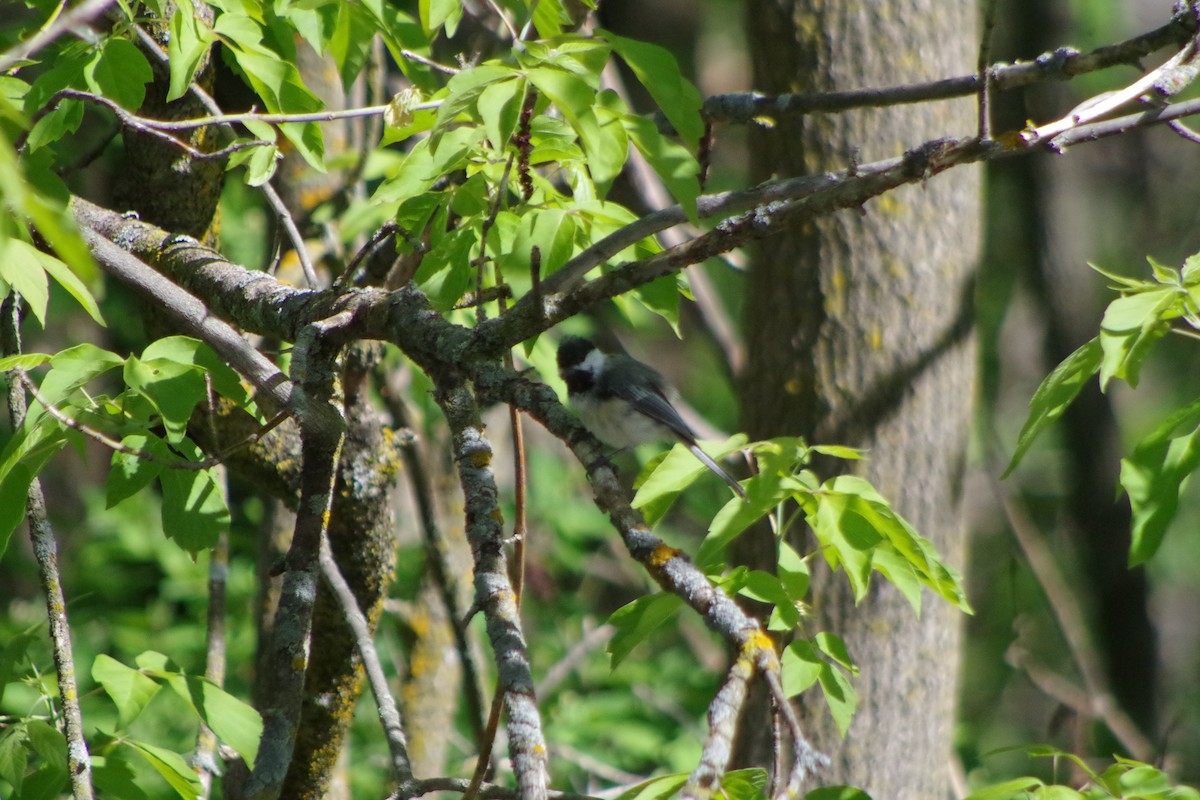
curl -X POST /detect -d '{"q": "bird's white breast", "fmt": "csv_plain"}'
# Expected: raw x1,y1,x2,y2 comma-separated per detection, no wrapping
573,394,672,449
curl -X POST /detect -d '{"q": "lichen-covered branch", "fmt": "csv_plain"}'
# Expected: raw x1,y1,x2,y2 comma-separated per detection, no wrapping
242,312,350,800
1,294,95,800
434,374,548,800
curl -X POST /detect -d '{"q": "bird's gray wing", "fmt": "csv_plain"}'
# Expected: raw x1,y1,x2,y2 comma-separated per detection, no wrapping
604,364,697,443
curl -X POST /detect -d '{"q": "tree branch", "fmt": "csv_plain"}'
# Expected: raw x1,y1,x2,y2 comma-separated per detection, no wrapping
1,294,95,800
701,9,1196,123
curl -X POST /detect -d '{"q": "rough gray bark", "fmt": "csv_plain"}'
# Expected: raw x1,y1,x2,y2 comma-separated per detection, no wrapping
740,2,981,796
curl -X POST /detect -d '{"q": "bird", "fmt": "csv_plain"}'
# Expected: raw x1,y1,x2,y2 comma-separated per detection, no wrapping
556,336,748,500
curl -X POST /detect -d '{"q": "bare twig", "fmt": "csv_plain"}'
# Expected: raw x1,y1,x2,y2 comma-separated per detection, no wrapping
195,529,229,798
1021,38,1199,145
535,623,614,699
701,10,1197,124
14,367,287,470
683,653,754,800
374,371,489,749
16,88,272,156
401,49,461,75
989,473,1155,760
127,24,320,288
318,533,417,793
598,50,744,375
0,0,114,73
977,0,1000,139
2,293,95,800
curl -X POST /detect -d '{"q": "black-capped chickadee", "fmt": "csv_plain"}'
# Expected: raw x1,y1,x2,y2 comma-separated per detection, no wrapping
557,336,748,500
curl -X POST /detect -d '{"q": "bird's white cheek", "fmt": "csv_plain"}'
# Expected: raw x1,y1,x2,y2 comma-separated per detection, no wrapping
575,396,669,449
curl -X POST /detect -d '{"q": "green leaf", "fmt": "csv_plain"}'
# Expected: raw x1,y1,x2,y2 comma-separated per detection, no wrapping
606,592,683,669
221,43,326,169
417,225,476,309
92,654,161,729
530,0,570,38
167,5,214,102
34,242,105,325
962,777,1045,800
92,748,150,800
0,238,50,326
476,76,524,152
0,448,66,562
24,98,84,151
868,546,923,615
329,2,378,90
24,719,68,797
1097,288,1174,390
44,344,124,402
0,353,51,371
520,37,611,88
123,739,204,799
419,0,460,34
808,491,879,602
804,787,874,800
142,335,250,408
432,64,514,149
817,658,857,737
158,441,229,555
1121,420,1200,566
185,677,262,766
107,435,165,508
623,111,700,221
527,66,627,192
781,640,822,697
815,632,856,674
721,769,769,800
84,37,153,110
601,30,704,147
123,355,207,443
190,678,262,766
0,723,30,793
1004,338,1102,477
633,435,748,511
611,772,689,800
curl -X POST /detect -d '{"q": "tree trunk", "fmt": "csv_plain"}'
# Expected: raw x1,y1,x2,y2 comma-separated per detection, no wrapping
741,2,980,796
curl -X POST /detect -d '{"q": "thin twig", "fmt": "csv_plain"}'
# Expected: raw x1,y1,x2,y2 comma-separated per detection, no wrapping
195,528,229,798
15,367,288,470
128,24,320,288
16,88,272,156
481,0,521,43
977,0,1000,139
318,533,417,792
374,368,489,747
597,51,744,375
2,293,95,800
0,0,114,73
1022,37,1199,144
701,10,1197,124
400,49,461,75
534,623,615,699
988,471,1155,760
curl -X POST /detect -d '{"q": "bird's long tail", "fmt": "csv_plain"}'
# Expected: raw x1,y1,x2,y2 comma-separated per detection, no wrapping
687,444,748,500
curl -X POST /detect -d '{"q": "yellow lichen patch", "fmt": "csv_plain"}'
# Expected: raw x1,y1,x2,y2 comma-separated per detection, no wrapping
647,543,682,568
470,450,492,468
746,629,775,654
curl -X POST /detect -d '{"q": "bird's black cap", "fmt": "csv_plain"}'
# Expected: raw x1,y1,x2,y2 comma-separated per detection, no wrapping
556,336,595,371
